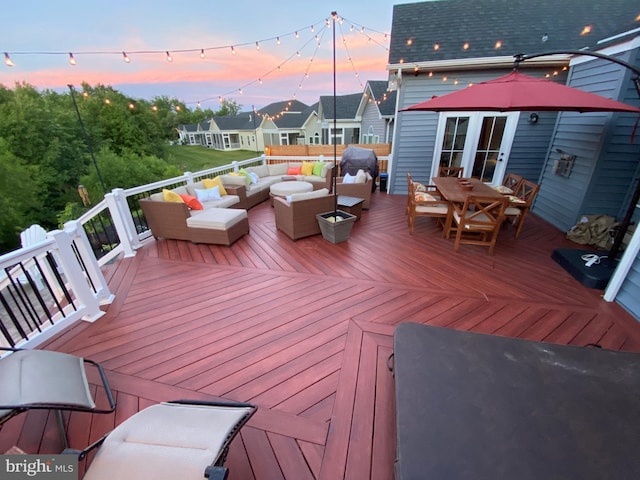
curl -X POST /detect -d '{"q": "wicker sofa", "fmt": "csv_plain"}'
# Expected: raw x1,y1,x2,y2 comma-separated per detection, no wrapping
273,188,334,240
220,162,334,210
139,181,243,243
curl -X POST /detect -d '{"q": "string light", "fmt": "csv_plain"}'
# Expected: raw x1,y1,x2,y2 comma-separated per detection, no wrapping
165,51,172,62
200,49,205,59
495,40,502,49
434,43,440,51
581,25,592,35
68,53,77,65
256,41,260,50
4,52,14,66
122,51,131,63
277,37,281,45
231,46,236,55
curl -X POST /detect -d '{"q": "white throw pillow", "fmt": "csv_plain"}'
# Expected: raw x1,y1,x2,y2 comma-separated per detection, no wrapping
249,172,260,184
343,173,356,184
194,186,221,202
355,169,367,184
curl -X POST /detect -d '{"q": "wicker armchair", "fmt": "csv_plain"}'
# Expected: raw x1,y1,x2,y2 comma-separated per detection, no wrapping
335,177,374,209
273,193,334,240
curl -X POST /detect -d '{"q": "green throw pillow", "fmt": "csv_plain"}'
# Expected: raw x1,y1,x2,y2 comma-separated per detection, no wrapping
238,168,252,183
312,161,324,177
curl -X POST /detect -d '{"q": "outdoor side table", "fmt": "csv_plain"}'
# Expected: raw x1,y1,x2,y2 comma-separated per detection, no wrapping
337,195,365,220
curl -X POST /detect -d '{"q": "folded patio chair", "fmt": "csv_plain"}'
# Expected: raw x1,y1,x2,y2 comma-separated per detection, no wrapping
67,400,257,480
0,348,116,448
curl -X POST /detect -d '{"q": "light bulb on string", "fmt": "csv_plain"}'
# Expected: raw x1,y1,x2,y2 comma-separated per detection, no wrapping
4,52,14,67
165,51,173,62
277,36,280,45
200,49,205,59
68,53,77,65
122,52,131,63
231,46,236,55
255,41,260,50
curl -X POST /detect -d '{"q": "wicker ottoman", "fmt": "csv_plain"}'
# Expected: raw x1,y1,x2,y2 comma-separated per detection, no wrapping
186,208,249,246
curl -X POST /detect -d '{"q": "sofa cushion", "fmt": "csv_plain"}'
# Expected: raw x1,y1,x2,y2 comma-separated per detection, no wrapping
186,208,248,230
287,165,302,175
268,163,288,176
196,195,240,210
313,161,324,176
321,162,333,178
221,174,249,186
202,177,228,196
355,169,368,184
162,189,183,202
247,164,269,178
287,188,329,203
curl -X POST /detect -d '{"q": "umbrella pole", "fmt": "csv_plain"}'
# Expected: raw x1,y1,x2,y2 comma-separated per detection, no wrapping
332,11,338,216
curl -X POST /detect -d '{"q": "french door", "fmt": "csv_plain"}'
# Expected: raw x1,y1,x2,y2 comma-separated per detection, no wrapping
431,112,519,185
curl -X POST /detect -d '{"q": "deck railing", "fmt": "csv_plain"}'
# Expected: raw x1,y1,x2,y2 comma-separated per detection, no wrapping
0,153,391,349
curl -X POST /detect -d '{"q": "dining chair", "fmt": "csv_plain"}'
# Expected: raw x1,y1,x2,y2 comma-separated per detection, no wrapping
447,195,507,254
438,165,464,178
504,179,540,238
493,173,523,195
407,173,450,235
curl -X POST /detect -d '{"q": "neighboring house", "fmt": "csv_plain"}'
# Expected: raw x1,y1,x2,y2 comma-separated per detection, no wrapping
257,100,321,146
386,0,640,318
317,92,363,144
358,80,397,144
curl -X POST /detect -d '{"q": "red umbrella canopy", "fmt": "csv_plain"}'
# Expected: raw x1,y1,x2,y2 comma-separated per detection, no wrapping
401,71,640,113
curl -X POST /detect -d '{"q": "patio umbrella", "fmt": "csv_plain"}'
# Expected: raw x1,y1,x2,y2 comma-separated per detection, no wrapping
401,70,640,113
401,69,640,288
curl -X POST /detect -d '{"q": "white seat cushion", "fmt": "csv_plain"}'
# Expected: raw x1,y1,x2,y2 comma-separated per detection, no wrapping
83,402,253,480
186,209,247,230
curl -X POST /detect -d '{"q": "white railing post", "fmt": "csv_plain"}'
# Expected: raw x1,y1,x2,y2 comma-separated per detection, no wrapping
232,161,239,172
261,154,267,165
105,189,138,257
64,220,114,307
52,225,109,322
184,171,195,184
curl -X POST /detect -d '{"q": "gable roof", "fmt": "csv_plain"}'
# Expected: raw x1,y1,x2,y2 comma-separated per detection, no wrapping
389,0,640,65
366,80,397,117
212,112,258,131
319,93,362,120
256,100,315,129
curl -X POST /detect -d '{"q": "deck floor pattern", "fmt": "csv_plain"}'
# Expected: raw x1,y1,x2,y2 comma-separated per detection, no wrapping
2,192,640,479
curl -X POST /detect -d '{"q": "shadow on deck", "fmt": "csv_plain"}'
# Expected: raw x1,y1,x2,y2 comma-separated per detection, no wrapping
2,192,640,479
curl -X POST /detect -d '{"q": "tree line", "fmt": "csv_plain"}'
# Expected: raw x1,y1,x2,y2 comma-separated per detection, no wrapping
0,82,240,253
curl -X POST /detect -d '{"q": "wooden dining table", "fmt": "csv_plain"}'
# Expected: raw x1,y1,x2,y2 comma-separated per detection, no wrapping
432,177,504,203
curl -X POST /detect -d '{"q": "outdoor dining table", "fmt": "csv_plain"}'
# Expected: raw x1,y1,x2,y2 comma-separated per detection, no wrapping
431,177,504,203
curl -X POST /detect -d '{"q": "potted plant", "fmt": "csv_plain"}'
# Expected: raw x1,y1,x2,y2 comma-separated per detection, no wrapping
317,12,357,244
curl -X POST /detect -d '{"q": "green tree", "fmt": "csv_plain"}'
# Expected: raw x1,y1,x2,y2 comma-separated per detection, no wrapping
215,98,242,116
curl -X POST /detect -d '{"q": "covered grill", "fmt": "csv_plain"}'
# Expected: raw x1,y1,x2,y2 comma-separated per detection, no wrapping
339,146,379,192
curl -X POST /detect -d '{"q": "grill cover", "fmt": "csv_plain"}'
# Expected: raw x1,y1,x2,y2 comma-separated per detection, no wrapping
339,146,379,192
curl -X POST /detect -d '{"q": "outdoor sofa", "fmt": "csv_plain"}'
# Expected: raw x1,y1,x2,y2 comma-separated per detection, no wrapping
220,161,334,210
335,174,374,209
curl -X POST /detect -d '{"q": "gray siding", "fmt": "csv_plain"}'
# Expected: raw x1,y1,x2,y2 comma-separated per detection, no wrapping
533,50,640,231
361,101,386,143
390,67,563,194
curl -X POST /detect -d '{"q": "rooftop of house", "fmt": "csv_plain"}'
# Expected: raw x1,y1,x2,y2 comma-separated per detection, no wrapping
319,92,363,120
367,80,397,117
388,0,640,65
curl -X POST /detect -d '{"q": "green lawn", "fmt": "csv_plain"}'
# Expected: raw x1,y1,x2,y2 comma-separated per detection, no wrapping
163,145,262,172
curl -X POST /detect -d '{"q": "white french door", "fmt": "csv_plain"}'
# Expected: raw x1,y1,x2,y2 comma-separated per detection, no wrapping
431,112,519,185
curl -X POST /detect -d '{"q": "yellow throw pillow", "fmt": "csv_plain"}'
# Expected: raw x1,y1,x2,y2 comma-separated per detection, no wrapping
202,177,227,196
162,189,184,203
301,161,314,176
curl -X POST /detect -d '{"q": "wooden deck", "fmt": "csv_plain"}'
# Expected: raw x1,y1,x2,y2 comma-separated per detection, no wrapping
3,191,640,479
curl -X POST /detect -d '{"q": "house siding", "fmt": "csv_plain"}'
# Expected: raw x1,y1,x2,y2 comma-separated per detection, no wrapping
361,101,385,143
617,254,640,319
390,67,561,194
533,49,640,232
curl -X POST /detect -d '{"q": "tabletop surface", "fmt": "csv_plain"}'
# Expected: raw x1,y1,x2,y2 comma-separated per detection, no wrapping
337,195,365,207
432,177,503,203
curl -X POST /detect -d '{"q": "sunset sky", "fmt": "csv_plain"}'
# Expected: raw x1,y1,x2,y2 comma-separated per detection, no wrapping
2,0,416,110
